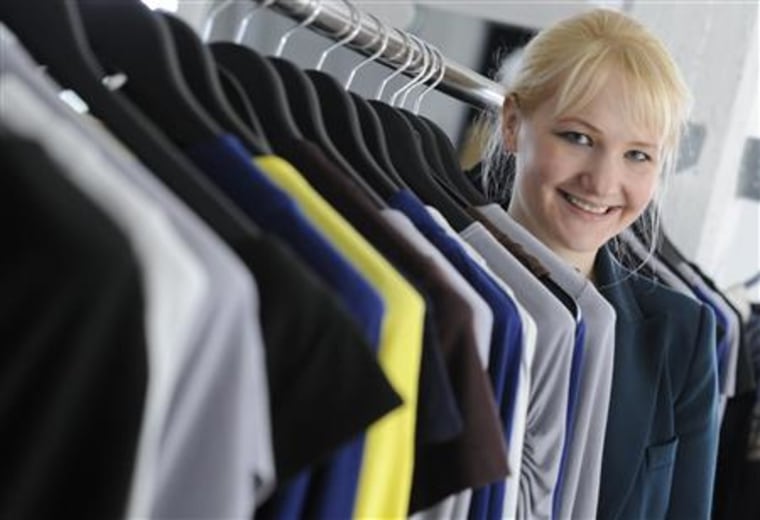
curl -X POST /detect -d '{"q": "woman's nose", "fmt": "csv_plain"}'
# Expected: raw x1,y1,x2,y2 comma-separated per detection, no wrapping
579,154,621,197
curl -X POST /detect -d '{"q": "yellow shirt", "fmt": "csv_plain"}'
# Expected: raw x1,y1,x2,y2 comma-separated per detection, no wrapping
256,155,424,519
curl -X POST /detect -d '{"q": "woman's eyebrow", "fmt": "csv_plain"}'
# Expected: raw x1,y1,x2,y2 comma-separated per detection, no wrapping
556,116,602,134
557,117,658,149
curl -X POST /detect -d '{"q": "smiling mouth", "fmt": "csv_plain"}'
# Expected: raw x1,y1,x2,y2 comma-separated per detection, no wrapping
560,190,617,215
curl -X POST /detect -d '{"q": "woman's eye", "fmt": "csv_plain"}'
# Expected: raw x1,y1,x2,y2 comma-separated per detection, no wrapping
560,131,592,146
626,150,651,162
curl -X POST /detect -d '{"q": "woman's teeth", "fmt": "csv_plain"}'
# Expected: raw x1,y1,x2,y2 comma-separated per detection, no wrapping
563,192,610,215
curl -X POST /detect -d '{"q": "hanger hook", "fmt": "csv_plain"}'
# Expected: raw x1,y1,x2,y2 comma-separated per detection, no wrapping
389,35,427,106
413,46,445,114
408,45,441,112
376,29,414,101
234,0,277,44
400,39,436,108
275,0,323,57
316,0,362,70
390,35,428,107
202,0,234,42
345,13,388,90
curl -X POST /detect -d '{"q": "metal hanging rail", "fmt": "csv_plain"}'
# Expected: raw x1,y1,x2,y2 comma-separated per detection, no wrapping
263,0,506,110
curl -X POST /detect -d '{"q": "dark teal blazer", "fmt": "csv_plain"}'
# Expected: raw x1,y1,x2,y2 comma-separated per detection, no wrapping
594,246,720,520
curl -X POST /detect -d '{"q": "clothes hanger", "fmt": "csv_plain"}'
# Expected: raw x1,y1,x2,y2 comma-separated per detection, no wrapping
303,4,400,199
160,11,269,154
394,41,483,208
262,2,390,205
355,22,427,181
348,28,411,189
231,0,277,45
396,49,477,208
73,0,223,148
201,0,240,42
353,29,475,202
1,0,270,260
351,92,409,190
0,0,226,207
0,0,105,93
216,64,270,143
370,38,474,231
264,3,373,179
224,0,315,149
201,0,272,142
405,48,488,206
267,56,355,168
209,0,336,149
371,111,477,235
397,49,454,189
209,9,307,147
211,0,387,208
272,0,324,58
393,39,437,111
421,115,489,206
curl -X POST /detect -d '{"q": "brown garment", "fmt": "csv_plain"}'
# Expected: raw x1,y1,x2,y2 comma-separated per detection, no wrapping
468,206,551,279
469,206,581,316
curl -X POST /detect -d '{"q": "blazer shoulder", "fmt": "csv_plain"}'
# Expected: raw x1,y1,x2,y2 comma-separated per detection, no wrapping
627,271,707,325
627,271,717,389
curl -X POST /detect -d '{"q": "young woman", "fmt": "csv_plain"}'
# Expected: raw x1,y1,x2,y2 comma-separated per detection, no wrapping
481,8,720,519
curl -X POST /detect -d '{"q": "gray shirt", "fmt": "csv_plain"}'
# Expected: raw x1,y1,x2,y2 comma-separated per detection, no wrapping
478,204,617,520
461,220,575,520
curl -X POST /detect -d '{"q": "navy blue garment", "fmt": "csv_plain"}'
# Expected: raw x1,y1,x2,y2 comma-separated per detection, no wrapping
692,285,731,384
259,471,310,520
552,318,586,519
183,134,384,348
387,190,518,515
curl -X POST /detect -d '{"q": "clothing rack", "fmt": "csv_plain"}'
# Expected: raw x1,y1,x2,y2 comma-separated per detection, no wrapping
259,0,506,110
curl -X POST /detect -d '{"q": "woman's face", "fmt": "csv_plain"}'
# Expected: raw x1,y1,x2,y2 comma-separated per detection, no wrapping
504,77,663,273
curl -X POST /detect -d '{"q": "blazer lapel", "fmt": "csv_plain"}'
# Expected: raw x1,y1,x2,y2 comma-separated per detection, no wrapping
595,246,668,519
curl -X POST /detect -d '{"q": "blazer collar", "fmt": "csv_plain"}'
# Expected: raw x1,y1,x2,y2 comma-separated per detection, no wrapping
594,245,646,324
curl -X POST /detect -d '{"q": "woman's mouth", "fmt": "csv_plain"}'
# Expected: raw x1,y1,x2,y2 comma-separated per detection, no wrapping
560,190,617,215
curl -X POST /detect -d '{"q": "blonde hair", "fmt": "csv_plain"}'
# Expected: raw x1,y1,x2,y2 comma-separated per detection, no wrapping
480,8,692,269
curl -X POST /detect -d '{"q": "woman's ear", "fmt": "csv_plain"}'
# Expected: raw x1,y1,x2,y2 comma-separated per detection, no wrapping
501,95,521,152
